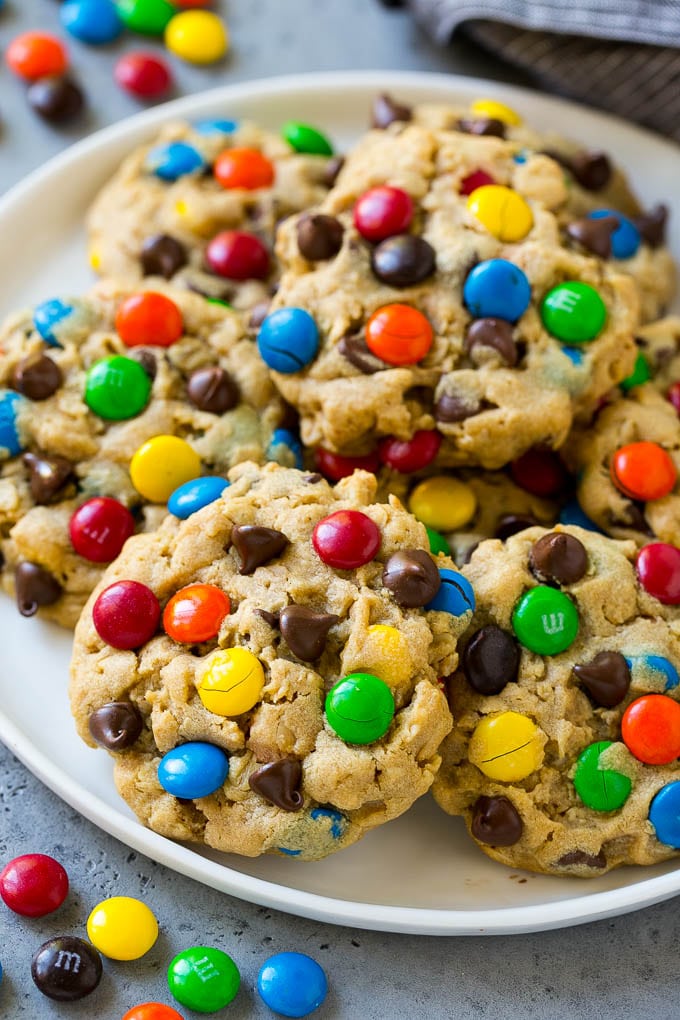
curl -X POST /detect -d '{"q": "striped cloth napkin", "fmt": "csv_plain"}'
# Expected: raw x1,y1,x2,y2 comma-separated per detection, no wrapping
410,0,680,140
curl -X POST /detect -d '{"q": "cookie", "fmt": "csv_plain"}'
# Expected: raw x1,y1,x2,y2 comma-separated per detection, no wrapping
566,384,680,546
0,279,291,627
87,118,333,313
69,462,474,860
635,315,680,405
432,525,680,876
262,118,638,465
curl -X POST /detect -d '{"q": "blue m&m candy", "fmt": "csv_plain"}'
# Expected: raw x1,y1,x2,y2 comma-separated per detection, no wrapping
61,0,123,44
257,952,328,1019
33,298,87,348
649,781,680,848
194,118,239,135
257,308,319,373
158,742,229,799
463,259,531,323
626,654,679,691
168,476,229,519
146,141,206,181
426,569,475,616
588,209,641,259
268,428,303,469
558,498,602,533
0,390,27,459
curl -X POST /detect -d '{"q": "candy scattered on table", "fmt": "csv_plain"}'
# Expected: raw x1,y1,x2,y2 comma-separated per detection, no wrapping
31,935,103,1001
87,896,159,960
60,0,124,45
0,854,69,917
257,952,328,1018
164,10,229,64
122,1005,185,1020
6,32,68,81
167,946,240,1011
115,52,173,99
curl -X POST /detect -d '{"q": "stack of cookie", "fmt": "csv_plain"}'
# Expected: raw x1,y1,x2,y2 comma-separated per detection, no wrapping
3,93,680,876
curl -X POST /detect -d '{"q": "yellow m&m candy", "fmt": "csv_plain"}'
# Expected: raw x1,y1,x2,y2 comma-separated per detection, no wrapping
130,435,201,503
408,476,477,532
198,647,265,716
360,624,413,689
165,11,229,65
468,711,543,782
470,98,522,126
86,896,158,961
467,185,533,243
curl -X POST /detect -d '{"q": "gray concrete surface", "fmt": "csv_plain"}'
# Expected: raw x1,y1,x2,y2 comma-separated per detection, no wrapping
0,2,678,1018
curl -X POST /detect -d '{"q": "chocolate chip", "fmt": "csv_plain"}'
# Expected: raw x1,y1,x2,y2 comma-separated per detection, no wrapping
27,76,84,123
254,608,280,628
140,234,188,279
494,514,539,541
187,366,239,414
568,150,612,191
457,117,506,138
462,625,520,696
573,651,631,708
88,702,143,751
382,549,440,607
555,849,607,870
14,562,62,617
529,532,588,585
11,353,63,400
371,234,436,288
471,796,523,847
612,502,654,536
248,300,271,329
279,605,339,660
566,214,619,259
435,390,482,423
337,333,385,374
129,349,157,380
371,92,412,129
31,936,102,1002
249,758,303,811
23,452,73,504
323,155,345,189
231,525,289,574
633,204,668,248
464,318,517,367
296,214,344,261
303,473,322,484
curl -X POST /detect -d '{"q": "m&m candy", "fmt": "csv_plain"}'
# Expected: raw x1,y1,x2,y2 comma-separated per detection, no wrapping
620,351,651,392
116,291,184,347
214,148,275,190
463,259,531,322
168,476,229,518
649,781,680,848
69,497,135,562
130,435,201,502
165,10,229,64
84,356,151,420
33,297,80,347
541,281,607,343
267,428,304,469
28,77,85,124
0,390,27,459
426,527,451,556
588,209,641,259
122,1006,185,1020
370,234,436,287
378,430,441,472
163,584,231,643
353,186,413,242
510,447,570,496
459,168,495,197
158,742,229,798
198,647,265,714
206,230,270,279
146,141,206,180
668,381,680,416
426,569,475,616
312,509,381,569
468,711,543,781
361,624,413,689
117,0,176,34
467,185,533,242
115,52,173,100
512,586,579,655
573,741,632,811
282,121,333,156
257,952,328,1019
93,580,160,649
621,694,680,764
31,936,102,1002
6,32,68,81
470,98,522,125
325,673,395,744
60,0,123,44
194,117,239,135
636,543,680,604
610,441,677,501
87,896,158,960
314,447,380,481
167,946,240,1011
408,475,477,531
365,304,433,365
626,654,679,691
0,854,69,917
257,308,319,373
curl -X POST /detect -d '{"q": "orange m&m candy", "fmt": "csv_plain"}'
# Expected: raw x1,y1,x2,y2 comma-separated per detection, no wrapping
214,148,275,190
6,32,68,81
122,1005,185,1020
610,441,677,502
115,292,184,348
365,304,433,366
621,694,680,764
163,583,231,643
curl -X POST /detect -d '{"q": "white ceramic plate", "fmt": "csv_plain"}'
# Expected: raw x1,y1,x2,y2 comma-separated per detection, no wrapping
2,71,680,936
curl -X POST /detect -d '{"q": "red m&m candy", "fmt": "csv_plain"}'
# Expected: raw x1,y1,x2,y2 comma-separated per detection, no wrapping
93,580,161,649
365,304,433,365
378,430,441,473
206,231,270,279
636,543,680,604
0,854,69,917
115,292,184,347
460,168,495,197
610,442,677,501
621,694,680,764
510,447,570,497
354,186,413,242
214,148,275,190
115,52,173,100
314,447,380,481
163,583,231,643
69,497,135,563
312,510,381,569
668,381,680,416
6,32,68,81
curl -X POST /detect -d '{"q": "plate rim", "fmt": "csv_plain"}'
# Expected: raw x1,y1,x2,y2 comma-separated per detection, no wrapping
2,68,680,936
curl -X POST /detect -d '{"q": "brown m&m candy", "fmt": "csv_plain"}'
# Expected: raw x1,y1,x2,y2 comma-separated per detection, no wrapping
31,936,102,1001
88,702,144,750
296,214,344,261
382,549,440,607
27,76,84,123
529,532,588,586
462,625,520,696
140,234,188,279
187,365,239,414
11,353,63,400
249,758,303,811
371,235,435,288
471,795,523,846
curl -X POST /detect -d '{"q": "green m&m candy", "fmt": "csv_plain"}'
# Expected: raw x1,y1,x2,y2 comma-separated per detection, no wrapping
117,0,176,35
84,356,151,420
511,585,579,655
573,740,632,811
620,351,651,392
426,526,451,557
325,672,395,745
168,945,240,1013
281,121,333,156
541,281,607,344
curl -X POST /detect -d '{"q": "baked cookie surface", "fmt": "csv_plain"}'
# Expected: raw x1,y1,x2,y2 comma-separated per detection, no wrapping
69,463,474,860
